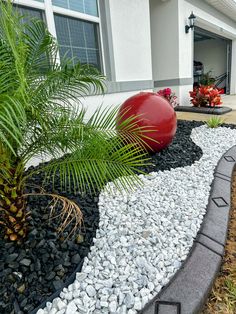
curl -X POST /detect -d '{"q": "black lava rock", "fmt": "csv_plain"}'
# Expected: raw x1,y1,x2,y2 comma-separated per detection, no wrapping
136,120,204,174
19,259,31,267
71,254,81,264
0,164,100,313
5,254,18,263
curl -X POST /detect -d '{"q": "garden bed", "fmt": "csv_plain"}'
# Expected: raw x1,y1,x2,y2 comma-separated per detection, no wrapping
0,120,202,314
2,120,236,314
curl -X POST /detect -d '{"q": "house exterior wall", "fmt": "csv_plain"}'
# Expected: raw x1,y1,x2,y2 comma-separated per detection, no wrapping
108,0,152,82
8,0,236,111
150,0,193,106
150,0,180,81
64,0,154,117
83,0,153,117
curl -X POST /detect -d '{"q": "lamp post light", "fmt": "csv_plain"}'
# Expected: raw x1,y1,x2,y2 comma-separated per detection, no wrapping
185,12,196,33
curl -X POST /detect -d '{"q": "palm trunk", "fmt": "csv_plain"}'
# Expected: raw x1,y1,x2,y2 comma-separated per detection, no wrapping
0,166,28,242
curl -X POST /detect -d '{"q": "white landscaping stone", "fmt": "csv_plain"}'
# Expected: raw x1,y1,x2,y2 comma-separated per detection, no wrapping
38,125,236,314
109,300,117,313
65,300,77,314
86,285,96,297
56,299,67,310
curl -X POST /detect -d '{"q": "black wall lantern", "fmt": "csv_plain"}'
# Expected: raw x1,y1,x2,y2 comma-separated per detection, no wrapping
185,12,196,33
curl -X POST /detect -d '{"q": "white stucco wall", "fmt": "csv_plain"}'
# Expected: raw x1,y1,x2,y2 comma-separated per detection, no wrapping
81,89,152,120
150,0,179,81
179,85,193,106
178,0,194,80
108,0,152,82
150,0,194,106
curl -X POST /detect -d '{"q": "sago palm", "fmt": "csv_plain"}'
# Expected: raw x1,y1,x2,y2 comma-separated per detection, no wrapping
0,1,153,243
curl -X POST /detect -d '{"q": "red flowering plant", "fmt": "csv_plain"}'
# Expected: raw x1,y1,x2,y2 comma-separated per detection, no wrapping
157,88,179,108
189,85,222,107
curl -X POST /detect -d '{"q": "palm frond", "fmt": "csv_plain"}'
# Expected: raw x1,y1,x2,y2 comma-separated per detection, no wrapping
0,95,26,155
30,61,105,114
23,19,58,75
20,105,87,162
0,2,28,100
87,105,158,150
35,130,150,194
24,192,83,239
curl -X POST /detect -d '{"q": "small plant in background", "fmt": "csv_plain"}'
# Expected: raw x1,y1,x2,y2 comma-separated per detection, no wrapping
157,88,179,108
198,71,225,95
206,116,224,128
189,85,222,107
199,71,215,86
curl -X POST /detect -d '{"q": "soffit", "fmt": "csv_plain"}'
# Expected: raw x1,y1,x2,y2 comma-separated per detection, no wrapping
205,0,236,22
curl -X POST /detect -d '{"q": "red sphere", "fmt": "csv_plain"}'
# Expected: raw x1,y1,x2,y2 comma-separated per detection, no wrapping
117,92,177,152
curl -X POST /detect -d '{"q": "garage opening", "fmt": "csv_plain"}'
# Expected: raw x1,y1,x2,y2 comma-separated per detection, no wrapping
194,27,231,94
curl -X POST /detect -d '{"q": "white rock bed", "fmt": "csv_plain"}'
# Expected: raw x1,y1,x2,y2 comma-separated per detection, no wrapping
38,125,236,314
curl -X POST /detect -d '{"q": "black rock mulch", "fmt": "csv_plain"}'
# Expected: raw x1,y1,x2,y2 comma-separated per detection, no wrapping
0,184,100,314
0,120,206,314
137,120,204,173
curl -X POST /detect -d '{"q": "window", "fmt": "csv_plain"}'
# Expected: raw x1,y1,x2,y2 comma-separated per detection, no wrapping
52,0,98,17
15,5,44,21
54,14,101,70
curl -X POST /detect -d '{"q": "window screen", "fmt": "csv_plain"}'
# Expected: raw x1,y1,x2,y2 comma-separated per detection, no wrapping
52,0,98,17
15,5,44,21
54,14,101,70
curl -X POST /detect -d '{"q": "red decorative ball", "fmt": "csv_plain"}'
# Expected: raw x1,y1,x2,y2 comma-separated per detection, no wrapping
117,92,177,152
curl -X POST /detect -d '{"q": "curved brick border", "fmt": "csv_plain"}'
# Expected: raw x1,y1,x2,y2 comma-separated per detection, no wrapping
140,145,236,314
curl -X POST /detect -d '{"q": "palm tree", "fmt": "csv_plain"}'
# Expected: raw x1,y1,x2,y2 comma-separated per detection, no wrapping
0,1,152,243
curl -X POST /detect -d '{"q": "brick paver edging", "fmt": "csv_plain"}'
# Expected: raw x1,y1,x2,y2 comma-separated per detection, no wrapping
140,145,236,314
